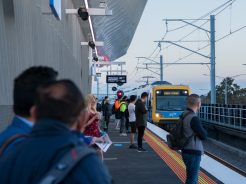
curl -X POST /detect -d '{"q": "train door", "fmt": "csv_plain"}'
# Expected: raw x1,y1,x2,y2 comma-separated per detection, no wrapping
148,91,152,122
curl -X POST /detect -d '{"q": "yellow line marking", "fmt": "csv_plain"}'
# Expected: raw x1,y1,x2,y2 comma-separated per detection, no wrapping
145,131,185,168
145,130,214,184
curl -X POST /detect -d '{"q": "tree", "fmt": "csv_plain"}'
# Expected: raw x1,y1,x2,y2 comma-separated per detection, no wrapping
202,77,246,105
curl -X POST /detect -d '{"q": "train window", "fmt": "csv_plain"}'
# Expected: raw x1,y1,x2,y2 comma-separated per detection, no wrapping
155,90,188,111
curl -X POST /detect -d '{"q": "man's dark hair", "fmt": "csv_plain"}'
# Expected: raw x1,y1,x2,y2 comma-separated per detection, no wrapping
130,95,137,102
187,94,201,107
14,66,58,117
105,96,108,99
141,92,148,99
122,96,127,101
35,80,85,126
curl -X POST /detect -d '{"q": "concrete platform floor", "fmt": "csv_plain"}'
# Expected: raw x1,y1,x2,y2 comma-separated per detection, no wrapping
104,123,181,184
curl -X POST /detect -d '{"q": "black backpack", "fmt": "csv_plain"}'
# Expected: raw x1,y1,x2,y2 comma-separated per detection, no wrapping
39,146,95,184
113,100,123,119
166,112,194,150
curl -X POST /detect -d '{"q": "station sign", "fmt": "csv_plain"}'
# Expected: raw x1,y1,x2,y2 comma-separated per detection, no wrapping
112,86,117,91
106,75,127,84
49,0,62,20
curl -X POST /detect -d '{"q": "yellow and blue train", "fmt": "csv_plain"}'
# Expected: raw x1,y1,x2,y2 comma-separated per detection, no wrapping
126,81,191,127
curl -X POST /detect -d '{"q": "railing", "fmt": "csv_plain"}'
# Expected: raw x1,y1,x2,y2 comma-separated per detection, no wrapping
199,104,246,131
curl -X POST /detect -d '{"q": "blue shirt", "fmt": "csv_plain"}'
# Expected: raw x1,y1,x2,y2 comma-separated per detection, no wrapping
0,116,32,155
0,118,112,184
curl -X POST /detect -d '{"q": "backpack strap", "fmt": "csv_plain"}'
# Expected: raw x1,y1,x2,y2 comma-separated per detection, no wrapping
0,134,28,156
181,111,196,138
181,111,194,120
38,146,95,184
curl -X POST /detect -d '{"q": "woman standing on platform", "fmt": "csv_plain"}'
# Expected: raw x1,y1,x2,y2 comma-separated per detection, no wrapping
84,94,101,138
83,94,104,159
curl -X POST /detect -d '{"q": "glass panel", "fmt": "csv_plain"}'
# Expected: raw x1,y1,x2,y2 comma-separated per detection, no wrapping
156,96,187,111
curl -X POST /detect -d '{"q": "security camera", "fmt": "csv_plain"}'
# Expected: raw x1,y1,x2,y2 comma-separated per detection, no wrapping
93,57,99,61
77,7,88,21
88,41,95,49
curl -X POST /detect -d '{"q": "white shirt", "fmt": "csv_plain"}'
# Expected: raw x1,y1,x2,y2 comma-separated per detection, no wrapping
16,116,33,128
128,103,136,122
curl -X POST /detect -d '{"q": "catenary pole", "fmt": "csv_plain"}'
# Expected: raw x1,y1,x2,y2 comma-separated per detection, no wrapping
210,15,216,104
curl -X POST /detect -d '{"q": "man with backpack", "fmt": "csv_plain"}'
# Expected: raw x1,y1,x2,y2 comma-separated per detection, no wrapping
181,94,207,184
168,94,207,184
119,96,128,136
0,80,112,184
113,92,123,130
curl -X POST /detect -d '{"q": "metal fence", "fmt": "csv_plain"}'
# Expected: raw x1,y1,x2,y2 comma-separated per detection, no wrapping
199,104,246,131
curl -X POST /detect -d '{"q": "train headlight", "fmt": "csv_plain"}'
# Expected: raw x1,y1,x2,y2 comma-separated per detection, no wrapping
155,113,160,118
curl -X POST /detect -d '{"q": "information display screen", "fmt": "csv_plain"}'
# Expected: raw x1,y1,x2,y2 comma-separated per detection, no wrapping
156,90,188,96
106,75,127,83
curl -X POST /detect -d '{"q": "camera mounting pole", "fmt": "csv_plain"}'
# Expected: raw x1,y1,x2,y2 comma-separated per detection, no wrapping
81,41,104,76
65,8,112,16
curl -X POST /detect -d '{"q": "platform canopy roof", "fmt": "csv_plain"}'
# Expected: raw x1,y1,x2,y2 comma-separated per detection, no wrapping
88,0,148,61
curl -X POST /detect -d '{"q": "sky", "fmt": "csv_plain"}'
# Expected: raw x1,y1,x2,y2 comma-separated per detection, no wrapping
92,0,246,96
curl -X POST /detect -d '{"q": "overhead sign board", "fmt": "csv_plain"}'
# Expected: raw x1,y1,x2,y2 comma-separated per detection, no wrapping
49,0,62,20
106,75,127,84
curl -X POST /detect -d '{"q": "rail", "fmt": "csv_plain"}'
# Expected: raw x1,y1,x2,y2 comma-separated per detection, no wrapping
199,104,246,131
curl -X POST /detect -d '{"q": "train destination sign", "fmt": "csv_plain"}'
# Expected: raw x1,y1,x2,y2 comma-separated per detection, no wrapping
106,75,127,84
156,90,188,96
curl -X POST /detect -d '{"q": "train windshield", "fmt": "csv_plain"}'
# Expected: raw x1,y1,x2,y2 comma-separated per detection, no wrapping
155,90,188,111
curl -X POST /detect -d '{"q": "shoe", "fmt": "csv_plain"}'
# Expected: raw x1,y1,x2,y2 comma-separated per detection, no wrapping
120,133,127,136
137,148,146,152
129,144,137,149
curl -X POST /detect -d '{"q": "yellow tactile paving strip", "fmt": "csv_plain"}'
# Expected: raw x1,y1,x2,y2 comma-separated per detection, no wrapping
144,129,217,184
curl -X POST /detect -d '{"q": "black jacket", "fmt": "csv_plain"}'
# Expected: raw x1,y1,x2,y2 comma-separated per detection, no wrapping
0,119,112,184
135,99,148,127
104,102,112,117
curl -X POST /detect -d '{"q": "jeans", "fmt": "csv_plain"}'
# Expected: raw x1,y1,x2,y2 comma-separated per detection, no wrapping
182,153,201,184
137,126,145,148
120,116,126,133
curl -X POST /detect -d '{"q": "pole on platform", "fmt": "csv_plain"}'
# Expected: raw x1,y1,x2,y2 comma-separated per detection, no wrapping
160,55,163,81
225,78,228,105
97,77,99,98
210,15,216,104
106,71,109,96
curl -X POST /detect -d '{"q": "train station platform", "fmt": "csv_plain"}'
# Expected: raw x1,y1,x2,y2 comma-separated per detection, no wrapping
104,124,181,184
104,121,246,184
